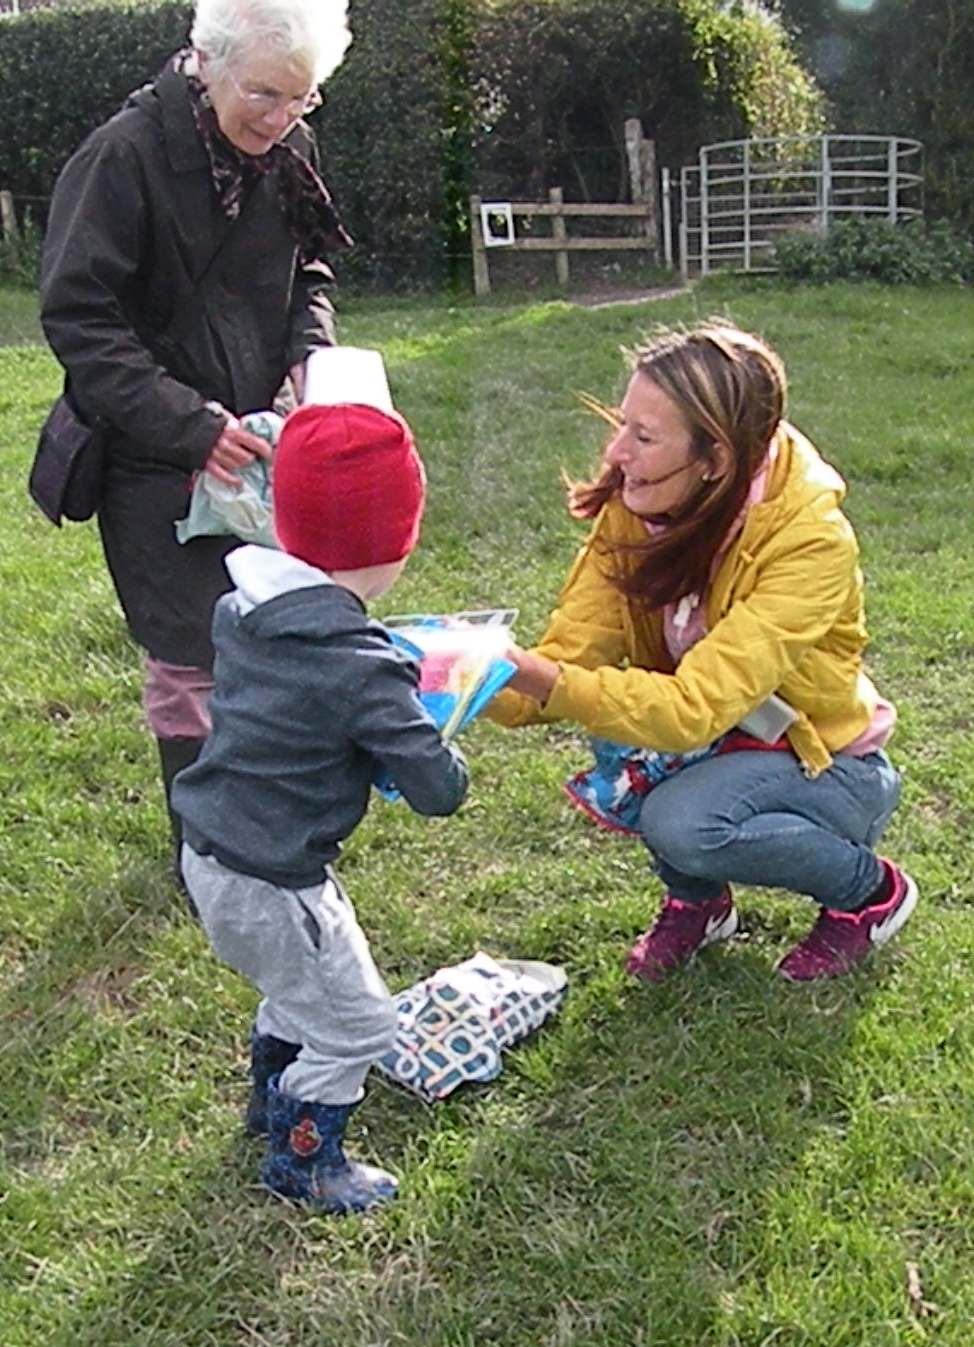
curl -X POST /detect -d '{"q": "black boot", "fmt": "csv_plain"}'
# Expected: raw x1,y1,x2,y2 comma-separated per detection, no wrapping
260,1076,399,1214
245,1028,301,1136
156,736,204,897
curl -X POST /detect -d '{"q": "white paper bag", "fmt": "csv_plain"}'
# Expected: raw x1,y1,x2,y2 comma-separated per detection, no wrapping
302,346,393,412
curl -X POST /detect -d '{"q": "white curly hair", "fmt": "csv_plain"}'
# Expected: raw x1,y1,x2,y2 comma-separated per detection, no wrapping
190,0,351,85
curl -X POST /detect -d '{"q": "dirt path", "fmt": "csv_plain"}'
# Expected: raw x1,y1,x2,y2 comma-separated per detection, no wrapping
569,284,689,308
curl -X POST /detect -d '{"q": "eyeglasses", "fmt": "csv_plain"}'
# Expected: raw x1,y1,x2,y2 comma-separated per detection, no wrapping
225,68,323,118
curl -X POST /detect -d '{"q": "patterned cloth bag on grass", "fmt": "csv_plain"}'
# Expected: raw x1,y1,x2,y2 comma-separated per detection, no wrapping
376,951,568,1102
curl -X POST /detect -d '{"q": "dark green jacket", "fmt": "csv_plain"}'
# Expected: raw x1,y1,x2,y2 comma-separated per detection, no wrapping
39,55,343,666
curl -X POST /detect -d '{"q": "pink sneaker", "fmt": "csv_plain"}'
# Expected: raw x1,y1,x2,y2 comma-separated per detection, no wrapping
626,890,739,983
776,858,918,983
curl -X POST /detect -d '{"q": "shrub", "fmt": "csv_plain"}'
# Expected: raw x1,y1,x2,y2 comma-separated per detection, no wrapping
315,0,457,290
773,217,974,286
469,0,825,204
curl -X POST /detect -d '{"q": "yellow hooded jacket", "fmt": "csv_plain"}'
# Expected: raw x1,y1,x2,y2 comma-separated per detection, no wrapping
488,422,884,778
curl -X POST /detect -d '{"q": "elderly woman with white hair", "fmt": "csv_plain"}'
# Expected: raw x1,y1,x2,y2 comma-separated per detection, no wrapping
39,0,353,884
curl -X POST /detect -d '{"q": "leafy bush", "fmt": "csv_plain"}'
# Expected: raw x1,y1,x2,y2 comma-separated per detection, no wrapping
315,0,457,290
469,0,824,204
773,217,974,285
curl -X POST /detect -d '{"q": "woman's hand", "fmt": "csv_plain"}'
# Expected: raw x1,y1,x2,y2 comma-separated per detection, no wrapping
505,644,561,704
204,416,273,486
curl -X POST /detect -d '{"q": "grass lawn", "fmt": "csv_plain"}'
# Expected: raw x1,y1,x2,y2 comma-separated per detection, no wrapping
2,278,974,1346
0,285,41,344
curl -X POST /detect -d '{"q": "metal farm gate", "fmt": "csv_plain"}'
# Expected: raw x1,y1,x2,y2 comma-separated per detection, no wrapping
678,134,924,278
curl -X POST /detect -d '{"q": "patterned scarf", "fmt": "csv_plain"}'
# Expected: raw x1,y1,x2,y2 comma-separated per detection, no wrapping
186,70,353,263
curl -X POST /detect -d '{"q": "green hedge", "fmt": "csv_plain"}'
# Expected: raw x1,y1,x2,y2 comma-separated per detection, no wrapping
316,0,456,290
0,0,823,290
0,2,192,203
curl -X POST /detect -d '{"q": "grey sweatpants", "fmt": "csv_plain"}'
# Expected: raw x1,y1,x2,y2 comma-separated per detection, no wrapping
182,846,397,1105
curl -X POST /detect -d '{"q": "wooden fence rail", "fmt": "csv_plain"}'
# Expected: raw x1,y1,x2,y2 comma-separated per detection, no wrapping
470,186,659,295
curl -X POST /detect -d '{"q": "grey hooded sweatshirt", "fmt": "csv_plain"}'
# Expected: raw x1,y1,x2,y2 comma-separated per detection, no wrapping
174,546,469,888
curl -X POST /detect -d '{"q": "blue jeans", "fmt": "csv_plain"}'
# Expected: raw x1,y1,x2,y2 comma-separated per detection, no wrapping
639,749,901,911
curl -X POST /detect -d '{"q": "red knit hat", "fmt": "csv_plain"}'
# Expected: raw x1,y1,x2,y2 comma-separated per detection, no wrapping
272,402,426,572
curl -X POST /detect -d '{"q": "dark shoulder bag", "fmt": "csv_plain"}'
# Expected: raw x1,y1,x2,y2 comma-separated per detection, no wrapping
28,390,109,526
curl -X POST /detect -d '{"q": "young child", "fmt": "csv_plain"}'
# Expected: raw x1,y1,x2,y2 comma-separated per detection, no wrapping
172,399,469,1214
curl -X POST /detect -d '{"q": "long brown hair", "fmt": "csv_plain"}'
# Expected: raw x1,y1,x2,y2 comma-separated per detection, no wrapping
568,321,786,611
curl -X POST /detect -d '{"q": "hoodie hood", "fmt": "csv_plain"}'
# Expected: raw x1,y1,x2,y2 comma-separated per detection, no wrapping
226,544,333,616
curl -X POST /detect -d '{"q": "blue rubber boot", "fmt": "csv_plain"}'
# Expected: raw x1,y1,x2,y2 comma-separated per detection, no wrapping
260,1076,399,1214
244,1029,301,1137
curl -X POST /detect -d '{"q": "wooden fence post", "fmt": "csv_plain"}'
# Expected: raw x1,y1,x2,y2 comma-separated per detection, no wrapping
624,119,645,204
469,194,491,296
549,186,569,287
624,119,660,263
640,138,659,262
0,190,18,248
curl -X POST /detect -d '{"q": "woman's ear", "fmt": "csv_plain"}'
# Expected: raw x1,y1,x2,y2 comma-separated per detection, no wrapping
704,440,733,483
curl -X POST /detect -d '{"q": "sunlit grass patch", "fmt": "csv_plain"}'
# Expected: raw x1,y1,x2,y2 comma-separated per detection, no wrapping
3,280,974,1345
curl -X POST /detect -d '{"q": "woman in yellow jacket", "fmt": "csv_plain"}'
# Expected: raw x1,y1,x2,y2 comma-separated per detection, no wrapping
492,321,916,983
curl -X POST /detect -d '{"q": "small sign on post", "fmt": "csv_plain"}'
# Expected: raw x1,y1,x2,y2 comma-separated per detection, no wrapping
480,202,515,248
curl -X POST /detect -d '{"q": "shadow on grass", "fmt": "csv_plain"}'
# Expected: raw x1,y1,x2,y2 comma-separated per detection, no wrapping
0,861,196,1134
362,929,883,1345
0,849,904,1347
